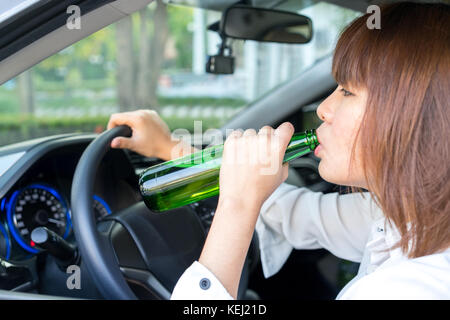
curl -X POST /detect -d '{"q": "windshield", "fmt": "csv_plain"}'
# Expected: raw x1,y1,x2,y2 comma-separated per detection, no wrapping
0,1,360,147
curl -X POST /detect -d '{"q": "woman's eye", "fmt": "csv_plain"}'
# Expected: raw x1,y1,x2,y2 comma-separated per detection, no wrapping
340,88,353,97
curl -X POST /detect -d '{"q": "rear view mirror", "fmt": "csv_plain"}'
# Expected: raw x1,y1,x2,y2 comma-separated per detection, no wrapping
221,5,312,44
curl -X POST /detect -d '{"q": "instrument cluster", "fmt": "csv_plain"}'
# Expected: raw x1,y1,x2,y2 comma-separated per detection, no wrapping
0,183,111,260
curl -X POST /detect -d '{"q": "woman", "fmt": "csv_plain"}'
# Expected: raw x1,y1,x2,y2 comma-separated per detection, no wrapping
107,2,449,299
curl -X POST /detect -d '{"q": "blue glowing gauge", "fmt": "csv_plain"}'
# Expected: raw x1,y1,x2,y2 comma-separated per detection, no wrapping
7,184,71,254
0,223,11,260
93,195,112,221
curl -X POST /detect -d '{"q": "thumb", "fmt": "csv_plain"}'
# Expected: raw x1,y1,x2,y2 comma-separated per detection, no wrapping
275,122,295,150
111,137,132,149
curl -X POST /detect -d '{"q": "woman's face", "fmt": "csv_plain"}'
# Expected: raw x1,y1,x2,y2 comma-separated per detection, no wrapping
315,84,368,188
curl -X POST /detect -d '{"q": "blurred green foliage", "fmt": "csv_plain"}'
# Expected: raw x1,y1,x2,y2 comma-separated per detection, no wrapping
0,87,19,113
0,114,227,147
0,114,224,132
166,5,194,70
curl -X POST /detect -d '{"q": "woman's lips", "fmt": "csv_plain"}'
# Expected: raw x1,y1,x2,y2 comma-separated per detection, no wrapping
315,129,323,157
314,145,322,157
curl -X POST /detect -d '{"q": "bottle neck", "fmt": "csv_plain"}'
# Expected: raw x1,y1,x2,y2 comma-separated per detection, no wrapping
283,129,319,163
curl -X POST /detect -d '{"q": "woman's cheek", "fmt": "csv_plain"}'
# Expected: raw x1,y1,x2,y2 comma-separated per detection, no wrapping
317,132,366,187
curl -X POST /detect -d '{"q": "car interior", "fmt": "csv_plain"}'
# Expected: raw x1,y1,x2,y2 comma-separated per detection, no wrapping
0,0,445,300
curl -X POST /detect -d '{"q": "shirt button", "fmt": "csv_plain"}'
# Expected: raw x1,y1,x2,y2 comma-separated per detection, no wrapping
199,278,211,290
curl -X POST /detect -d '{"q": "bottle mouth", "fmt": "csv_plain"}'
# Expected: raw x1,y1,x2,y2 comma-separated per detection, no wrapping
306,129,319,151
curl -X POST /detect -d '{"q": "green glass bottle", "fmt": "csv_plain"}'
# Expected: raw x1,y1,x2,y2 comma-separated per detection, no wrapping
139,129,319,212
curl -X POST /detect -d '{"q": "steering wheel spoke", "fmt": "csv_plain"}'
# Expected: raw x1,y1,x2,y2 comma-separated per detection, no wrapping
119,267,171,299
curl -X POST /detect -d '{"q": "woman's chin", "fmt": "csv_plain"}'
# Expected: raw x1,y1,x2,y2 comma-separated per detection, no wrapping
318,162,346,186
317,161,334,183
318,162,368,189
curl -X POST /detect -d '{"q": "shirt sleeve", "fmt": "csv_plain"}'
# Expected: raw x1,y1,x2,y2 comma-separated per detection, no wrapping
171,261,234,300
255,183,383,278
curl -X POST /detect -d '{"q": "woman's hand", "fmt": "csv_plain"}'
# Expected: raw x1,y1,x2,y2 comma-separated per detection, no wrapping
218,122,295,213
107,109,194,160
198,122,294,299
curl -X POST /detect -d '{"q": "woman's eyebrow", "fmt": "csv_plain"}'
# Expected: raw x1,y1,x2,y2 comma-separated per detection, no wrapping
342,83,362,94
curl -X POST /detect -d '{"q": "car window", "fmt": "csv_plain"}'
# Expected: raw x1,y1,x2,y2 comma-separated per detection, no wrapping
0,2,360,147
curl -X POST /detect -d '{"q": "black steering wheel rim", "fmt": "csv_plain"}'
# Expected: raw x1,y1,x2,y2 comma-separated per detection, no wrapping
71,125,137,299
71,125,252,300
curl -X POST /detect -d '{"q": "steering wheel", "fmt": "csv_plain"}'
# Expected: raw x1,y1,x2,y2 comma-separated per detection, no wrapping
70,125,207,299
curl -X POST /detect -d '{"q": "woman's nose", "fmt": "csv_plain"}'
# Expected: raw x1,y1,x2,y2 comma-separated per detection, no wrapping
316,99,333,123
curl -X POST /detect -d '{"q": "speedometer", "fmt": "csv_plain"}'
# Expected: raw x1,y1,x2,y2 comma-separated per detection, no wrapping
7,184,71,254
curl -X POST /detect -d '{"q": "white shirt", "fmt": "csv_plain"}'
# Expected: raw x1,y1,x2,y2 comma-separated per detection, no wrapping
171,183,450,300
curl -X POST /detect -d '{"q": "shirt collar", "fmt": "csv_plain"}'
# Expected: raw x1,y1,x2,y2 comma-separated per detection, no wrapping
367,217,409,268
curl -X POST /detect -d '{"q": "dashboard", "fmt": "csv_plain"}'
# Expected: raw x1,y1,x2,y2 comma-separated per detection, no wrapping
0,133,221,298
0,134,147,293
0,146,139,261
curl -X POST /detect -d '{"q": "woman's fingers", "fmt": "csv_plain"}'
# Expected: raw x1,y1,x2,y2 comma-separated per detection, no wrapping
258,125,274,135
107,109,157,130
275,122,295,150
106,109,177,159
218,124,294,216
243,128,257,136
227,129,243,140
111,136,132,149
107,112,135,130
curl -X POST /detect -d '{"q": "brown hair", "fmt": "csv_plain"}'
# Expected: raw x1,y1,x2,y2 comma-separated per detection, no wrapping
332,2,450,258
